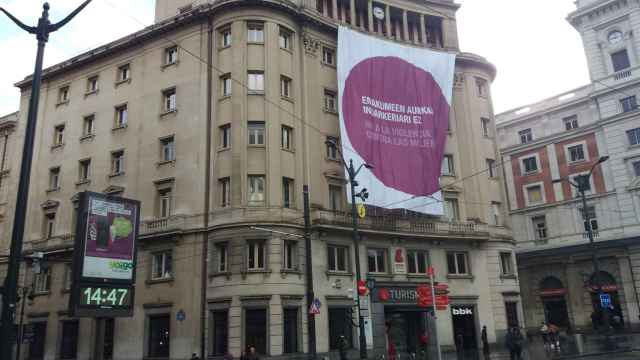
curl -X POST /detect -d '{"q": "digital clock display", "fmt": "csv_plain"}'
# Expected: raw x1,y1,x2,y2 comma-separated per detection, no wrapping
79,286,132,308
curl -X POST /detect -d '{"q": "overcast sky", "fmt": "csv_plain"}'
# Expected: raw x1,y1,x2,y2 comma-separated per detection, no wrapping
0,0,589,116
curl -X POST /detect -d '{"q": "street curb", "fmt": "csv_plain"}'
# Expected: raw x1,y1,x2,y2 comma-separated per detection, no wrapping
554,348,636,359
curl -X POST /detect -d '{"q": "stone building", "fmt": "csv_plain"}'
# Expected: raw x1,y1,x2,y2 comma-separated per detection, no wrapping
496,0,640,332
1,0,517,359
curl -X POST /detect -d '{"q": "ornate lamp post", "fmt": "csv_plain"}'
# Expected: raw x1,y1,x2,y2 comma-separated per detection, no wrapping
0,2,92,358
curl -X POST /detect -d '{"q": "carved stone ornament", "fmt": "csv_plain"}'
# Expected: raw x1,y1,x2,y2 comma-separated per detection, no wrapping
303,33,321,56
40,199,60,210
454,73,465,87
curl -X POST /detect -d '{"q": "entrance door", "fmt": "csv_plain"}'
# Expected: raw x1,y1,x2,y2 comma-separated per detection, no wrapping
543,298,569,327
384,309,429,355
28,322,47,360
451,306,477,353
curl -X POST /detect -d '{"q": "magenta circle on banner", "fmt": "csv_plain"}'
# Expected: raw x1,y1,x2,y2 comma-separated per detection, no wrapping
342,56,450,196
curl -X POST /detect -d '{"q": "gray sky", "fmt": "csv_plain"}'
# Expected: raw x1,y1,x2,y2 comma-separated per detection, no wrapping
0,0,589,116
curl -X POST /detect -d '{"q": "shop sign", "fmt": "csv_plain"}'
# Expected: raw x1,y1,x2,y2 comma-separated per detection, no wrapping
452,306,473,316
393,249,406,274
373,285,449,304
539,288,566,297
587,284,618,293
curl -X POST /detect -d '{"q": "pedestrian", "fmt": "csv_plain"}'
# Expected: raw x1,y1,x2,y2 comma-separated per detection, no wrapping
223,352,234,360
191,353,200,360
418,332,429,360
505,327,523,360
246,346,260,360
481,325,490,358
539,322,549,349
548,323,560,350
338,335,349,360
456,332,464,360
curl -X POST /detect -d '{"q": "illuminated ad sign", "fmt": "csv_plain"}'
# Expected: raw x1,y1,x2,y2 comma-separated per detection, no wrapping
337,27,456,214
69,191,140,317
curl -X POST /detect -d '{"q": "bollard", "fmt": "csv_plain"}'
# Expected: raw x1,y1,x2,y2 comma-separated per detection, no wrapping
573,333,584,354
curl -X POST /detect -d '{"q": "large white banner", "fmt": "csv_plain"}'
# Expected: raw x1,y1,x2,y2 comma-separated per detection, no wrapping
338,27,456,215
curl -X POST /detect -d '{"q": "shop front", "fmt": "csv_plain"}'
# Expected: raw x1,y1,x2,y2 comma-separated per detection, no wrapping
370,283,439,360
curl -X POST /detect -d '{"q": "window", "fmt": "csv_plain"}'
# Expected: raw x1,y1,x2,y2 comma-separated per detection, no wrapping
33,268,51,293
329,185,343,211
248,121,265,145
500,252,514,275
58,86,69,103
407,250,429,274
161,136,175,162
151,250,173,279
491,202,501,226
219,177,231,207
211,310,229,356
324,90,337,112
532,216,547,240
443,197,459,221
564,115,578,131
165,46,178,65
522,156,538,174
63,263,73,290
505,302,520,328
322,47,335,66
476,78,487,97
446,252,469,275
221,74,232,96
49,167,60,190
118,64,130,82
633,160,640,177
248,72,264,92
247,23,264,43
248,175,266,205
580,206,598,232
54,124,65,146
111,150,124,175
283,177,294,208
59,320,79,360
43,213,55,239
279,28,292,50
611,49,631,72
283,308,299,353
526,185,543,205
367,248,387,273
283,240,298,270
87,76,98,93
148,314,170,358
220,124,231,149
83,115,94,136
441,154,454,176
329,308,352,350
481,117,490,137
281,125,293,150
568,144,586,163
628,128,640,146
216,243,228,273
220,27,232,47
326,136,338,159
115,105,128,128
28,322,47,360
157,188,172,218
621,96,637,113
487,159,496,178
281,76,292,98
163,88,177,112
328,245,348,272
78,159,91,182
245,309,267,354
519,129,533,144
247,240,266,270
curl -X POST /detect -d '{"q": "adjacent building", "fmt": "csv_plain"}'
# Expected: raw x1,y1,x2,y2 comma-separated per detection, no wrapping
1,0,518,359
496,0,640,332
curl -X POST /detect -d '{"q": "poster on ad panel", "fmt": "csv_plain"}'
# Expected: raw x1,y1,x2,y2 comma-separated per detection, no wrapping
337,27,456,215
80,192,140,281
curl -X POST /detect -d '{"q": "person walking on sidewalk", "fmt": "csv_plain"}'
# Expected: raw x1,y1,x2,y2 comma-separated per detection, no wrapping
539,322,549,350
481,325,490,358
505,327,523,360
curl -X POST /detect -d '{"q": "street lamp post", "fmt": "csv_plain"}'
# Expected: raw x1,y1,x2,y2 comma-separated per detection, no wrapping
326,139,372,360
554,155,609,328
0,2,92,359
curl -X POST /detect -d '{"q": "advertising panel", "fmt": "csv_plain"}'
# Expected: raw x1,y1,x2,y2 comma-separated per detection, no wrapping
338,27,456,214
70,191,140,317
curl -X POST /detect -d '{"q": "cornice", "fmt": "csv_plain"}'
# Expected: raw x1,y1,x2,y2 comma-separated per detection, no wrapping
499,123,600,155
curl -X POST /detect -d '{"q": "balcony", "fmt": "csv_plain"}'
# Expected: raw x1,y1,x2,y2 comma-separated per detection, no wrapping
313,209,488,237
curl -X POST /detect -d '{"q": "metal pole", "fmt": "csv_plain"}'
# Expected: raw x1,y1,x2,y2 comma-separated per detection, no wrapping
428,270,442,360
348,160,368,360
303,185,317,359
0,3,92,358
15,288,27,360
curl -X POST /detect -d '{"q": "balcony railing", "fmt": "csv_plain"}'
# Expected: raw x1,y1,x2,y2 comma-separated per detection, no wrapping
614,69,632,81
313,209,486,236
